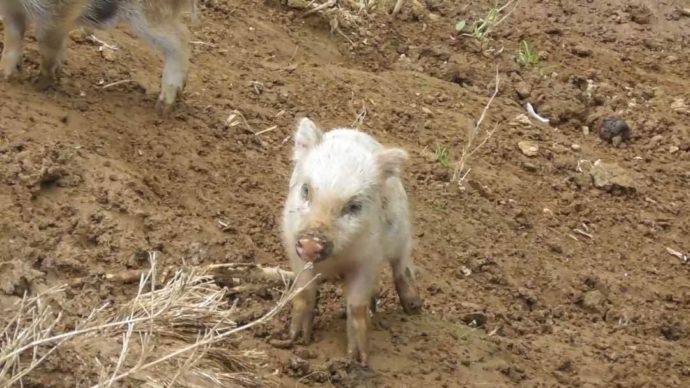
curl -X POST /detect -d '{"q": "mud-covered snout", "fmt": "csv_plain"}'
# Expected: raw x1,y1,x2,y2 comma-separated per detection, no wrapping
295,230,334,263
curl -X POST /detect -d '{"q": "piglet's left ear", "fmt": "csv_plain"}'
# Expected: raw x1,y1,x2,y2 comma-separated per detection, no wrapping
376,148,409,180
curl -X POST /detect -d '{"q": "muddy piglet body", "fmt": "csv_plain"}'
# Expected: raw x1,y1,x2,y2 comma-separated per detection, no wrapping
280,118,422,366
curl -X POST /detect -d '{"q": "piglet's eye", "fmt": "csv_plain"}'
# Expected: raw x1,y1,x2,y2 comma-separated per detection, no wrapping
343,201,362,216
300,184,310,201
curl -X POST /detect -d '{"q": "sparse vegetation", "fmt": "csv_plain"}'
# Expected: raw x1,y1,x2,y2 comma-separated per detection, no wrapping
453,68,501,186
434,144,451,168
518,40,540,66
433,199,447,210
455,0,521,42
456,5,500,40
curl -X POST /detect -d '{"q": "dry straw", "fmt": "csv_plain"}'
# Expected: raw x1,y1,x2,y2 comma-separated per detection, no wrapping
294,0,415,38
452,66,501,186
1,252,316,388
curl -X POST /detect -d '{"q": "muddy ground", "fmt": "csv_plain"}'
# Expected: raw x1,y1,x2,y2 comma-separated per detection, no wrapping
1,0,689,387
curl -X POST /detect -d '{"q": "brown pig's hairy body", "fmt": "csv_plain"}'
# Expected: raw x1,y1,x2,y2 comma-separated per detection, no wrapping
281,118,422,366
0,0,194,112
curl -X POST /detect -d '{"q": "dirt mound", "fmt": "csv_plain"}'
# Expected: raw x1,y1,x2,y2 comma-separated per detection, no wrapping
1,0,689,386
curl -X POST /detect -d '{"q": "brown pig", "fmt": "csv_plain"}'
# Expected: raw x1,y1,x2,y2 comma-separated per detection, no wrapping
0,0,194,112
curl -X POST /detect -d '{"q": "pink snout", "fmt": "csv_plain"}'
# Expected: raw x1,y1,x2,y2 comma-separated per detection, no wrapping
295,233,333,263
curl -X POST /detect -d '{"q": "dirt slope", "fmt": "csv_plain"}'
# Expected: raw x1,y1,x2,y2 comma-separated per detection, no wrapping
1,0,689,387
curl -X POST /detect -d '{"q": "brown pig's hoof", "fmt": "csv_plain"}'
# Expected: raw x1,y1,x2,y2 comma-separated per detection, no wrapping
401,296,423,315
269,339,294,349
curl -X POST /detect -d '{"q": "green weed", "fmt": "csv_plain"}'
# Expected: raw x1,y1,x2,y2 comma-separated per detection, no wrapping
433,199,447,210
434,145,450,168
455,1,518,42
518,40,539,66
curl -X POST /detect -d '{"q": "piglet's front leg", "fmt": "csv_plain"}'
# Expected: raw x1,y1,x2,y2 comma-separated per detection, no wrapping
346,304,370,366
345,268,377,367
288,270,318,344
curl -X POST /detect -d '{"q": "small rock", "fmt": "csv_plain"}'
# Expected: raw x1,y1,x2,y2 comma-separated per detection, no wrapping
100,47,117,61
571,45,593,57
409,0,427,20
69,28,90,43
571,144,581,151
589,162,639,195
515,81,531,99
500,365,526,382
518,140,539,157
277,91,289,103
551,143,569,154
511,114,532,126
628,4,652,24
578,290,606,313
428,13,441,22
598,116,631,144
583,275,600,289
649,134,664,147
286,357,310,377
522,162,538,172
294,348,317,360
576,159,594,173
660,324,684,341
611,135,624,147
681,8,690,17
286,0,308,9
557,359,574,373
669,145,680,154
546,241,563,253
377,319,391,330
671,98,689,114
582,126,590,135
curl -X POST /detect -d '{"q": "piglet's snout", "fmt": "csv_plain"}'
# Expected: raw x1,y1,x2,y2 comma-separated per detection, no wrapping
295,234,333,263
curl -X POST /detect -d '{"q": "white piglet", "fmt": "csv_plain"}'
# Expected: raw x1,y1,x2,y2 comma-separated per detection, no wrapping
281,117,422,366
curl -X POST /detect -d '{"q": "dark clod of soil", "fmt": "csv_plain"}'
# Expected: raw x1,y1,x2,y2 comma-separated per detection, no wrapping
598,116,632,144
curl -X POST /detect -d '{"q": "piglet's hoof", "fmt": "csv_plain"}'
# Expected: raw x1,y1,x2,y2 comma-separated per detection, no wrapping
34,75,56,92
155,99,174,117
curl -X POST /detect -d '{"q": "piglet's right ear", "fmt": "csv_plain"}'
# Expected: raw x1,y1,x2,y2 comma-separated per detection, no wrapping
293,117,323,162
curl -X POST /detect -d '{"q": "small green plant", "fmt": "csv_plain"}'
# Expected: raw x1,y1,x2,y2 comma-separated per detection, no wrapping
433,199,447,210
455,5,499,40
518,40,539,66
434,145,450,168
455,0,518,41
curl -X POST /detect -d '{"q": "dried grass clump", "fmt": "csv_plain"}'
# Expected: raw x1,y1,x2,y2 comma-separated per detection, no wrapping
1,252,315,388
0,285,71,386
287,0,422,39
